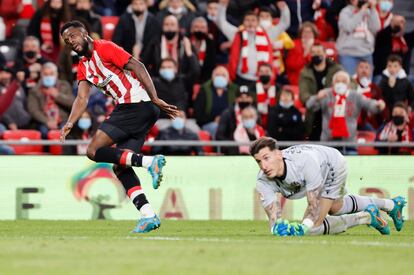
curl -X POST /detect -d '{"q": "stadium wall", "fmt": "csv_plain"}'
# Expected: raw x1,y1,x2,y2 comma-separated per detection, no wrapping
0,156,413,220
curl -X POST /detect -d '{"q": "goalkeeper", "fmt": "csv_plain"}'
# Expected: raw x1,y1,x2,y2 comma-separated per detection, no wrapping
250,137,406,236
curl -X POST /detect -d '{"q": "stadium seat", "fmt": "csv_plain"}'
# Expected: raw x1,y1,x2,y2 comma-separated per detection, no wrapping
357,131,378,155
3,130,43,155
198,130,213,154
47,130,62,155
101,16,119,40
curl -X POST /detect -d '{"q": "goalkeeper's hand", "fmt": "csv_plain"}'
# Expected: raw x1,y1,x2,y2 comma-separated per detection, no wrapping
289,222,309,236
272,220,309,237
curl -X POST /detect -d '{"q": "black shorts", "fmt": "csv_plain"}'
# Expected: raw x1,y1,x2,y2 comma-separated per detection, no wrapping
99,102,160,152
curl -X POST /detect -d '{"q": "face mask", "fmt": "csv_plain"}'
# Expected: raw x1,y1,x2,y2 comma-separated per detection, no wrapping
311,55,324,66
24,51,37,59
392,115,405,126
42,76,57,87
159,68,175,81
207,14,216,21
78,118,92,130
172,117,185,130
259,19,272,29
133,10,144,16
259,75,271,84
163,31,177,40
380,1,393,12
243,118,256,129
213,76,228,88
168,7,183,15
192,31,206,40
238,102,251,110
391,25,401,34
359,76,371,87
334,82,348,95
279,101,293,109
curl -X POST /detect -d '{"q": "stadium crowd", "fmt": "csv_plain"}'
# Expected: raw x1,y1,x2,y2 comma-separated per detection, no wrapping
0,0,413,155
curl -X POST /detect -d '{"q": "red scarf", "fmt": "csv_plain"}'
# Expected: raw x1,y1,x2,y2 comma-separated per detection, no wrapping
161,36,178,62
234,123,265,154
240,27,271,73
191,37,206,66
392,36,409,54
256,81,276,127
329,90,349,138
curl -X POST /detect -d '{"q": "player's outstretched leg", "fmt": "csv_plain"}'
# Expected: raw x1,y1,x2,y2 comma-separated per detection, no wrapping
364,204,390,235
388,196,406,232
147,155,166,189
114,165,160,233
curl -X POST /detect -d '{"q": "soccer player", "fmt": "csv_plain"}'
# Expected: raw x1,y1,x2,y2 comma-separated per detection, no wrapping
59,21,180,233
250,137,406,236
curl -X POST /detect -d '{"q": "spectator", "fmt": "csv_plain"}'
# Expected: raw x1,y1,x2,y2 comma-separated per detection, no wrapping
267,87,304,141
189,17,216,83
352,60,386,130
285,0,329,38
0,0,22,39
0,66,31,130
112,0,161,57
306,71,385,145
140,15,196,76
379,55,414,115
325,0,347,38
194,65,238,137
216,85,254,154
249,62,277,128
376,0,393,29
336,0,380,75
152,110,202,155
299,43,343,140
285,21,318,86
258,5,294,81
153,57,199,117
373,15,414,77
14,36,49,90
64,110,97,155
376,102,412,155
233,105,265,154
156,0,196,33
0,78,19,116
93,0,117,16
27,0,71,62
73,0,102,39
27,62,74,138
216,0,290,86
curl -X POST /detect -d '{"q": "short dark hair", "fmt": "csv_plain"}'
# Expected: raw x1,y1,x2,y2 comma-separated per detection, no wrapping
249,137,278,156
60,20,87,36
387,54,403,66
160,57,178,67
258,6,272,15
258,62,273,70
243,10,258,20
393,101,408,113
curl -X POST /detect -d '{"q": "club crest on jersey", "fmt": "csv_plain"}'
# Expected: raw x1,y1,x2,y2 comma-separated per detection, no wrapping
96,74,113,88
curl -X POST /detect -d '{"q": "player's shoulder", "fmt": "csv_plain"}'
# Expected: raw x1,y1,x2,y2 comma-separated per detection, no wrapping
256,170,271,187
93,39,117,51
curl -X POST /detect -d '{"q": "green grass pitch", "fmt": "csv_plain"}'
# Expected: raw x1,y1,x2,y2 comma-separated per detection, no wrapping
0,220,413,275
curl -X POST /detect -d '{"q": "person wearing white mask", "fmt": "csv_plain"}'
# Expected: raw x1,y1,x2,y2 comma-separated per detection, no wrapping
27,62,74,139
352,60,386,130
195,65,239,138
376,0,393,29
306,70,385,147
154,57,199,118
233,106,265,154
268,88,304,141
63,110,96,155
152,110,202,155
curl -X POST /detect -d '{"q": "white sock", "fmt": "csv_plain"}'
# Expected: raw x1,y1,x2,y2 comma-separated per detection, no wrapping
142,156,154,169
140,203,155,218
335,195,394,215
308,213,371,236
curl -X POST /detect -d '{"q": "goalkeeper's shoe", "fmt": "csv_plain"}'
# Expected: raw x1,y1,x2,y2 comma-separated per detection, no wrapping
148,155,166,189
388,196,406,232
365,204,390,235
132,215,161,233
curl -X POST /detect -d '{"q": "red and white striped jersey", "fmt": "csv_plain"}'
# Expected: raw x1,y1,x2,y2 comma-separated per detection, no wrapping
77,40,150,104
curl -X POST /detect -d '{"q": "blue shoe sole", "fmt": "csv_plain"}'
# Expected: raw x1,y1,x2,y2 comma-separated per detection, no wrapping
389,196,406,232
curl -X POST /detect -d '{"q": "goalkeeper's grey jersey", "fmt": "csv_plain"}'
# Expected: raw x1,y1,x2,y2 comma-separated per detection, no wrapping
256,144,346,207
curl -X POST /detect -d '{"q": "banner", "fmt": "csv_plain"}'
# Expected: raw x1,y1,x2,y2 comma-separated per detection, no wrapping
0,156,413,220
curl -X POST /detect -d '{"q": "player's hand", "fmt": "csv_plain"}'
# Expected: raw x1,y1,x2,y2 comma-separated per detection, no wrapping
60,122,73,143
153,98,180,119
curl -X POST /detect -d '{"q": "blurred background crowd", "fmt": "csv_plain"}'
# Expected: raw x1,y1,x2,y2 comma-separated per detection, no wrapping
0,0,413,155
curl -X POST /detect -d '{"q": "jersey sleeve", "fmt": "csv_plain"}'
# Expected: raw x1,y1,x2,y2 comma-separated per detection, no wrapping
256,177,277,208
302,157,324,192
101,41,132,69
77,61,87,82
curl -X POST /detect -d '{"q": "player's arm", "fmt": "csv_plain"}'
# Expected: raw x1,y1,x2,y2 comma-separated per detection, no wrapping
264,198,282,232
124,57,179,118
60,80,91,142
302,186,323,228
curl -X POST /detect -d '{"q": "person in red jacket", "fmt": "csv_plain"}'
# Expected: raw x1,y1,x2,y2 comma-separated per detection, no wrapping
285,21,318,85
0,0,23,39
